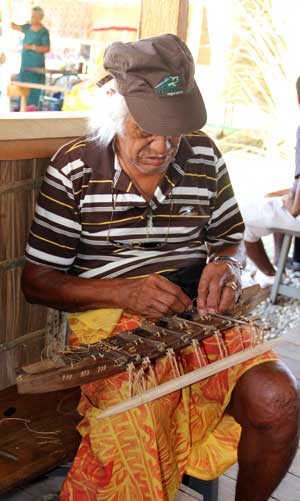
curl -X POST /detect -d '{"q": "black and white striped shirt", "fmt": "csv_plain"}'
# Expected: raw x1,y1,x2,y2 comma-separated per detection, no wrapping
25,132,244,279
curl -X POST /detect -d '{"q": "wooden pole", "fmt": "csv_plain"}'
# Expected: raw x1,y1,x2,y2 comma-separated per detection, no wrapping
138,0,189,41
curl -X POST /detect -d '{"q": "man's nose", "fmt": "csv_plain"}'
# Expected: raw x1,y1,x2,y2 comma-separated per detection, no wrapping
150,136,172,154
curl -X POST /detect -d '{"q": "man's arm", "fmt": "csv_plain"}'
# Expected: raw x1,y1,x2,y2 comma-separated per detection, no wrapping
196,139,245,314
11,22,23,32
23,44,50,53
283,178,300,217
292,178,300,216
21,262,192,319
287,125,300,216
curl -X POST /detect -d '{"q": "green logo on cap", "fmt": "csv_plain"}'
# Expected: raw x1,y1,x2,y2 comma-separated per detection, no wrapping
154,75,183,96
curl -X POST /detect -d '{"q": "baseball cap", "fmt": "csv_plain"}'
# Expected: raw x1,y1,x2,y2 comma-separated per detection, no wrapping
102,33,207,136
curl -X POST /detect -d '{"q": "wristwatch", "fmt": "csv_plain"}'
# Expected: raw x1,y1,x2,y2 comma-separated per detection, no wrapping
209,255,244,271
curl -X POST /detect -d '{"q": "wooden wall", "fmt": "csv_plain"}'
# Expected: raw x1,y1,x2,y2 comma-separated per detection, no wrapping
0,156,49,389
0,113,86,390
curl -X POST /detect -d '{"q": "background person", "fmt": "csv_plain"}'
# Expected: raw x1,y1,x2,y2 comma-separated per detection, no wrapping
11,6,50,109
21,35,299,501
241,76,300,286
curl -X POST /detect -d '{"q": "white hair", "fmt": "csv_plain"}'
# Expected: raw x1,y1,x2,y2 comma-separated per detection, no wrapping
87,83,129,147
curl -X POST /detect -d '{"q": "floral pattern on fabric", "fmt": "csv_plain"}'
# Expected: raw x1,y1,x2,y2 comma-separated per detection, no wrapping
60,311,277,500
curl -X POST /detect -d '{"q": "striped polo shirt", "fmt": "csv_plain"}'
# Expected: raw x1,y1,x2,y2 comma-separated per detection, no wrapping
25,132,244,279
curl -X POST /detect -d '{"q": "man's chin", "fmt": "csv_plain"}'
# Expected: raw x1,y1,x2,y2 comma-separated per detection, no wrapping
135,161,171,175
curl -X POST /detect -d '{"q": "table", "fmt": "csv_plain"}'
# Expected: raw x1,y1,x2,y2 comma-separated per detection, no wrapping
0,385,80,494
24,67,82,87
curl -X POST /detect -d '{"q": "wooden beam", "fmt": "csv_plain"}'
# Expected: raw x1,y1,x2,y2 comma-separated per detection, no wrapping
0,138,78,160
0,112,87,141
139,0,189,41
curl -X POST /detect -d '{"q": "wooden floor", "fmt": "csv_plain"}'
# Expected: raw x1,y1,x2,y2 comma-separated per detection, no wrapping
2,328,300,501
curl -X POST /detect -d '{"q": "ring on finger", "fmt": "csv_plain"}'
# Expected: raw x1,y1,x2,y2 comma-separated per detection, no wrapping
224,280,239,291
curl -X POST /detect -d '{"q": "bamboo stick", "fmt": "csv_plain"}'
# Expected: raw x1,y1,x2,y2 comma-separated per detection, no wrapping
0,178,42,196
97,338,282,419
0,329,45,353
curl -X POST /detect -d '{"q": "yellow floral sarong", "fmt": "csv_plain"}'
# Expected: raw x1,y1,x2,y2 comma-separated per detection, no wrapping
60,309,277,501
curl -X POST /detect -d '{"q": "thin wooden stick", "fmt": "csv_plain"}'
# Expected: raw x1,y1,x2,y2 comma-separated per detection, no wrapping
97,338,282,419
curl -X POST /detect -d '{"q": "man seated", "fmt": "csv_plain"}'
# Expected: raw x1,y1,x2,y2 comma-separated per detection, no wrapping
22,34,299,501
240,76,300,287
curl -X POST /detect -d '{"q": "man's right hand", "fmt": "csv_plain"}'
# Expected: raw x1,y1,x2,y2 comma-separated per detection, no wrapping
21,262,192,318
118,274,192,320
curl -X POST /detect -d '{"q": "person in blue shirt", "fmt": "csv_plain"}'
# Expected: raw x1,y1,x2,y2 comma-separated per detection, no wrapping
12,6,50,109
287,76,300,270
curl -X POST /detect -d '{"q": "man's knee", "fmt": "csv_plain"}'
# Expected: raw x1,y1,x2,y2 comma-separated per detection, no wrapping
229,361,300,434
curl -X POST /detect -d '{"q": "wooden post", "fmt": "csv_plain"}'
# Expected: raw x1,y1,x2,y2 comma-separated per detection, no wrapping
139,0,189,41
7,83,30,112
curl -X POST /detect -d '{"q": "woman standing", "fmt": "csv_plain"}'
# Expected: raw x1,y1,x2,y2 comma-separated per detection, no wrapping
12,6,50,109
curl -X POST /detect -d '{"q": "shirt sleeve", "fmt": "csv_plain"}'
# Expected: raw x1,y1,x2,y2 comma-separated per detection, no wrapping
25,153,82,271
205,143,245,247
40,28,50,47
21,24,30,34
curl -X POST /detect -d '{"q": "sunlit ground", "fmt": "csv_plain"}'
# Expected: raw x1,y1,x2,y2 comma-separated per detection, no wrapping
225,151,294,203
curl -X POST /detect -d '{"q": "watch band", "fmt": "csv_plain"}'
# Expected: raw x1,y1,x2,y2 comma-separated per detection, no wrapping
210,255,244,271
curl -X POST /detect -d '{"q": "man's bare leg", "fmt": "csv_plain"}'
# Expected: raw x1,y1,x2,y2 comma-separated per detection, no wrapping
227,361,300,501
245,240,276,276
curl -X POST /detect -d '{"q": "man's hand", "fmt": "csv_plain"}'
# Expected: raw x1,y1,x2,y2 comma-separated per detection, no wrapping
118,274,192,320
23,44,35,50
21,262,191,316
197,261,241,315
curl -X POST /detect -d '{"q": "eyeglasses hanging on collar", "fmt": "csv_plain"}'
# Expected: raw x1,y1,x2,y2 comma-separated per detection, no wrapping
106,186,174,250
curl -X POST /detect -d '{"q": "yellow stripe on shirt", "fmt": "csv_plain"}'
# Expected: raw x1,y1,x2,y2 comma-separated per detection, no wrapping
30,231,76,250
41,192,74,210
82,215,144,226
65,142,86,154
89,180,112,184
214,221,244,238
185,173,216,181
126,268,177,279
217,183,232,198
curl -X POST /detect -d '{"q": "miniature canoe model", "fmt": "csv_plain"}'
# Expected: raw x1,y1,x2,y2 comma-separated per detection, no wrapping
16,285,272,396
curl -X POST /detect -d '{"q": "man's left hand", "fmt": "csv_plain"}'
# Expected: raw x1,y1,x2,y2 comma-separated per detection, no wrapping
197,261,241,315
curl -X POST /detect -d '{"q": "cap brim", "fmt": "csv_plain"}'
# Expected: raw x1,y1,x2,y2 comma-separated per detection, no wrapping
124,83,207,136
